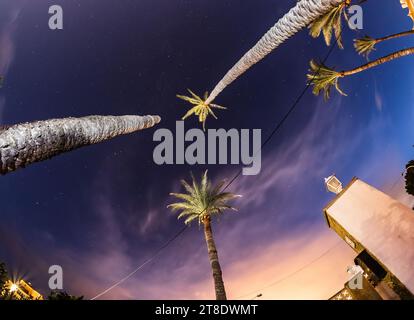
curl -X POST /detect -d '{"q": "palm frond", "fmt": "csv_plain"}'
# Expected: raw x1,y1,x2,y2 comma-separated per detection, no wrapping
187,89,203,101
210,104,227,110
309,8,332,38
208,107,218,120
201,170,208,194
177,210,197,220
354,36,376,59
167,202,195,212
184,215,199,225
212,192,241,203
168,192,196,204
176,94,200,105
307,60,347,100
177,89,226,130
309,3,346,49
181,106,199,120
190,171,202,202
215,204,238,212
180,179,197,197
168,170,240,225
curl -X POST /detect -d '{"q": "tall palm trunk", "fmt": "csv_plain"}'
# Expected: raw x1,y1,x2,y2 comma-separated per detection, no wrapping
375,30,414,44
205,0,344,104
0,114,160,175
341,47,414,77
203,216,227,300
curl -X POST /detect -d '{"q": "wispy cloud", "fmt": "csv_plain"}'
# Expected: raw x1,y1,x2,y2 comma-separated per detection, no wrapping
373,79,384,112
0,91,403,300
75,96,377,299
0,3,22,123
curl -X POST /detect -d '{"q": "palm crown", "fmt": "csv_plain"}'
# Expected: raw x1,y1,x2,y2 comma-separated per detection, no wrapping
308,0,351,49
177,89,226,131
168,170,240,225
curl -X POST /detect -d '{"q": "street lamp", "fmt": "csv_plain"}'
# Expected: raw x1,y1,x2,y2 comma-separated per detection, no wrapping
324,175,343,195
9,283,18,293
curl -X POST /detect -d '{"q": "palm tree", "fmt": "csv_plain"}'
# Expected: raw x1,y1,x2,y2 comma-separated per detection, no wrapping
308,0,352,49
168,171,240,300
178,0,344,127
354,30,414,58
307,47,414,99
0,114,160,175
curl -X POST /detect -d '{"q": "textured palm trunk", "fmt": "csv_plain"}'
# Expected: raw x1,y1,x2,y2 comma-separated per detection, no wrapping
375,30,414,43
341,47,414,77
0,115,160,175
205,0,344,104
203,216,227,300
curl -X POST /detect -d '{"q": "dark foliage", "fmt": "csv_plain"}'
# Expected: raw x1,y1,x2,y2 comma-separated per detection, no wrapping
405,160,414,196
47,290,84,300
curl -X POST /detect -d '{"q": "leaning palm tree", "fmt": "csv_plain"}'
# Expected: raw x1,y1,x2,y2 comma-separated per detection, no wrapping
307,47,414,99
178,0,344,127
354,30,414,58
0,114,160,175
168,171,241,300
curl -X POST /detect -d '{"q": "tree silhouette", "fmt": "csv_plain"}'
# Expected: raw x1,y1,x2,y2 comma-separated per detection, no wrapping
405,160,414,196
47,290,84,300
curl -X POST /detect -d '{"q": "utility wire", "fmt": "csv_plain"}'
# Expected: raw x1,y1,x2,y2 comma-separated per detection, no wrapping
234,240,343,300
90,226,188,300
222,27,340,191
90,21,343,300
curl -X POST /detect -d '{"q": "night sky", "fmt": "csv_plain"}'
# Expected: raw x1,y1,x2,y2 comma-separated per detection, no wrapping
1,0,413,299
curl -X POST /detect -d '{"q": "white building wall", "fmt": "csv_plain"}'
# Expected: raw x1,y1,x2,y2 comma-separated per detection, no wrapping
325,179,414,294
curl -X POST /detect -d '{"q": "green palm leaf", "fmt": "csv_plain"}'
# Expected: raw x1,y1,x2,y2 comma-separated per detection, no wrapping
168,170,240,225
307,59,347,100
354,36,376,58
309,2,348,49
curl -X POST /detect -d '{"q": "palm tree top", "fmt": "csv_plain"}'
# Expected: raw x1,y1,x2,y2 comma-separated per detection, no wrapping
177,89,226,131
354,36,376,59
308,0,351,49
307,59,347,100
168,170,241,225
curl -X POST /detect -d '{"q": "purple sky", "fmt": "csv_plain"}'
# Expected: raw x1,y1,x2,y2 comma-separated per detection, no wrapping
0,0,414,299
